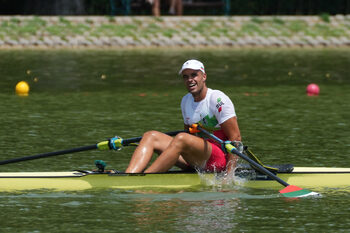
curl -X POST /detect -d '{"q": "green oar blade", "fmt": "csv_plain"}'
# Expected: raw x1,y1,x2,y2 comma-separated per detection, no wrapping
279,185,320,198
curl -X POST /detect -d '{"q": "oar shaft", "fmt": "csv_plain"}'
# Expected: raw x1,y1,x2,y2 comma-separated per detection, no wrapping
0,130,186,166
0,144,98,165
196,125,290,187
227,145,289,187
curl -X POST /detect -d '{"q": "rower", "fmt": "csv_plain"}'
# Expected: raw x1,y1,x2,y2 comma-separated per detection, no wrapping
125,59,242,174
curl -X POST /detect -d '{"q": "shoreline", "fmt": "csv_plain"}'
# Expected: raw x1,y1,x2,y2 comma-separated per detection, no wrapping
1,45,350,50
1,15,349,48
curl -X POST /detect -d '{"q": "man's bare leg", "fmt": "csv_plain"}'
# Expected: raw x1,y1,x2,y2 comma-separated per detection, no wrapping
125,131,172,173
145,133,212,173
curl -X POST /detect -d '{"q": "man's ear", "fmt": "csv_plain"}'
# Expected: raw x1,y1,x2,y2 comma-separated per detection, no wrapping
202,73,207,81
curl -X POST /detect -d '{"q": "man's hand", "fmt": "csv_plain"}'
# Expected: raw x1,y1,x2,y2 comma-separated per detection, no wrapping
224,141,243,153
232,141,244,153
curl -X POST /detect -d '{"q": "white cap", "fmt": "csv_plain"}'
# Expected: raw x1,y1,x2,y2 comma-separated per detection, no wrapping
178,59,205,74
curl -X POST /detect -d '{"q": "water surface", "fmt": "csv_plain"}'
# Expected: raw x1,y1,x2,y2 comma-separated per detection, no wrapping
0,48,349,232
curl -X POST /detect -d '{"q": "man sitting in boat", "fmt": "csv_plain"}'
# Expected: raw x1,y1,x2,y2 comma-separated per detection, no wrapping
125,59,242,174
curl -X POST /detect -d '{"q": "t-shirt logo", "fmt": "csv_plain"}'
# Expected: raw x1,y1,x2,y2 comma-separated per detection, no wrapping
216,97,224,113
201,115,218,130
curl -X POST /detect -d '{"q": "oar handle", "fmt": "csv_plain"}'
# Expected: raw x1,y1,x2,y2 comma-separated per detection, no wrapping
191,124,290,187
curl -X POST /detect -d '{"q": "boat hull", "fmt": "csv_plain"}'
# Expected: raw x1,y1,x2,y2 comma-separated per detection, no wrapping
1,167,350,192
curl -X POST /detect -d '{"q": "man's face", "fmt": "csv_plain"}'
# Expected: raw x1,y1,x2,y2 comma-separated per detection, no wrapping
182,69,207,95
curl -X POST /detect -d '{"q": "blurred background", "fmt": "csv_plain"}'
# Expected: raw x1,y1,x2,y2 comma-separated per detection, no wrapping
0,1,350,233
0,0,349,16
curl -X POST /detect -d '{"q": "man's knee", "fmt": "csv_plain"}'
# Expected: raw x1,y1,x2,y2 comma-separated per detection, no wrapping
172,132,192,149
143,130,161,140
173,132,189,141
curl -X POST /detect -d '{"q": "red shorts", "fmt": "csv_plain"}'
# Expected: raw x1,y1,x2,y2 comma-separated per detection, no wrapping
205,141,227,172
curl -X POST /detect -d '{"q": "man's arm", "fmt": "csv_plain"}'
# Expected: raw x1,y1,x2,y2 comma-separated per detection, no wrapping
220,117,241,174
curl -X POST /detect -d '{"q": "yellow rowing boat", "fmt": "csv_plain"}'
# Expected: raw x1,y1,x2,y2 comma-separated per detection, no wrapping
1,166,349,192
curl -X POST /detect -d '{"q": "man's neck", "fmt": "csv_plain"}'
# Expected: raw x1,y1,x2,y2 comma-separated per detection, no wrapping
192,86,208,102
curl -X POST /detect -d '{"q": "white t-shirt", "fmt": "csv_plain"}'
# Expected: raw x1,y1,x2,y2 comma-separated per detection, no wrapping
181,88,236,131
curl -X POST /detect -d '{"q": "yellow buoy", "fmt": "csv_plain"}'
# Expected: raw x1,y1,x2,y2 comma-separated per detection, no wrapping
15,81,30,96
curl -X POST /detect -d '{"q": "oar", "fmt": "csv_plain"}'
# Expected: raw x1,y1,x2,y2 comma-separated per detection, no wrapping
190,124,320,198
0,130,185,166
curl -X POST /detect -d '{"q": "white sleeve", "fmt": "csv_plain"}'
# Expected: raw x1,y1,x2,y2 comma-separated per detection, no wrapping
209,90,236,125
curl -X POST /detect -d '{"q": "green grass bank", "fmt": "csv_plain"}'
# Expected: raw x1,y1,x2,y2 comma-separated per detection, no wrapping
0,15,349,48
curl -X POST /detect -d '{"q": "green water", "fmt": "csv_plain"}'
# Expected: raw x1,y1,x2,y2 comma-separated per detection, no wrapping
0,48,349,232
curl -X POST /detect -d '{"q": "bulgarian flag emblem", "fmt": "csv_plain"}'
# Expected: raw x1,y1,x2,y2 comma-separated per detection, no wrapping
216,97,224,113
280,185,320,198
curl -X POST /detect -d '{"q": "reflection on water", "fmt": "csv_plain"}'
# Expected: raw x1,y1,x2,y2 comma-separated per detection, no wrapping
114,191,277,201
126,196,243,232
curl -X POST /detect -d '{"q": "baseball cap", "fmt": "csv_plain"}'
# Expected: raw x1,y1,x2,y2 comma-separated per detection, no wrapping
178,59,205,74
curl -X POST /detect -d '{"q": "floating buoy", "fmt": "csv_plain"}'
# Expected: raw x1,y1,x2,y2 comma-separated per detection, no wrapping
306,83,320,96
15,81,30,96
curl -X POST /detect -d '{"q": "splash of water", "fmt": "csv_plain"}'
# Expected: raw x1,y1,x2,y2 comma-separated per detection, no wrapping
196,165,257,190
